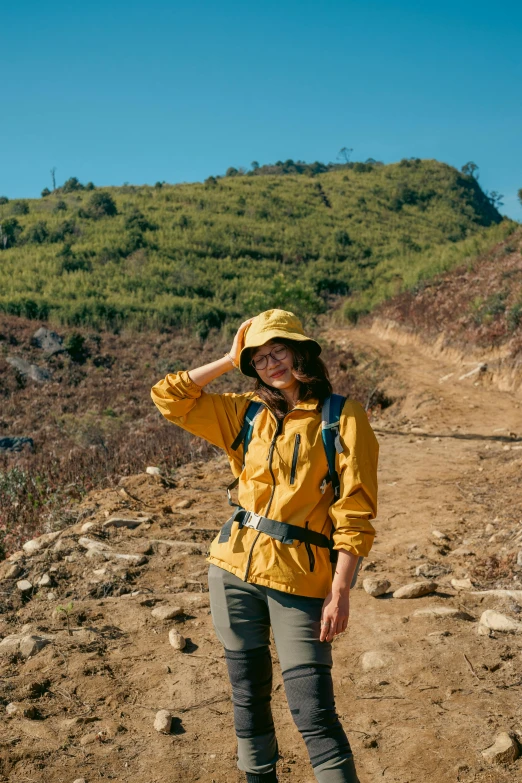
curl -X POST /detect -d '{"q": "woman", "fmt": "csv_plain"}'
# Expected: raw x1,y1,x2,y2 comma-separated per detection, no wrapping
151,309,379,783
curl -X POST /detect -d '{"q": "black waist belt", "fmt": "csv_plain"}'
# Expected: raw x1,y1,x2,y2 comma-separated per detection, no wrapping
218,506,332,549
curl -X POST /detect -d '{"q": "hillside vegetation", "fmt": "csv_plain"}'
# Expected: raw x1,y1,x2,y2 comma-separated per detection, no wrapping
374,226,522,360
0,159,512,334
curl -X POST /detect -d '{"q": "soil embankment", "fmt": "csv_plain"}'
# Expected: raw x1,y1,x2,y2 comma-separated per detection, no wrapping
1,323,522,783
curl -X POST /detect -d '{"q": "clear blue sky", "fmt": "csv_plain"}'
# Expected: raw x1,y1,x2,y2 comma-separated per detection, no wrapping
2,0,521,219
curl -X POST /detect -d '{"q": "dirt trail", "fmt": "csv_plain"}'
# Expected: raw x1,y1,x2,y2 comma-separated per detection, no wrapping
1,323,522,783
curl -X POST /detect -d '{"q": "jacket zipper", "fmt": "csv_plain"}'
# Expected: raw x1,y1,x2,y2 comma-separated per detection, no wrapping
289,433,300,485
243,413,285,582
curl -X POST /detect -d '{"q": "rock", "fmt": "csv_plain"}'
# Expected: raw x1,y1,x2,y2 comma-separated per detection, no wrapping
361,651,393,671
154,709,172,734
176,499,193,509
169,629,186,650
31,326,64,354
23,705,40,720
393,581,438,599
6,702,18,715
20,635,51,658
449,546,476,557
479,610,522,633
72,779,87,783
0,635,22,656
176,592,210,609
517,551,522,567
37,573,52,587
482,732,520,765
47,592,56,601
0,436,34,453
362,577,390,597
5,563,22,579
6,356,52,382
80,732,99,746
146,466,161,476
110,553,147,566
134,540,153,555
151,605,183,621
80,522,97,534
102,515,151,529
22,530,61,556
415,563,450,579
170,577,188,589
412,606,474,621
451,578,473,590
431,530,450,541
17,579,33,593
471,590,522,600
78,536,112,552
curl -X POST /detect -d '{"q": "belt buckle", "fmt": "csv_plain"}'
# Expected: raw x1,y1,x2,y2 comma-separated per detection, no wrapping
244,512,262,530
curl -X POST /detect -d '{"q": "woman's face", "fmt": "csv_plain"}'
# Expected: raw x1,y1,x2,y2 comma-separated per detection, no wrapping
251,339,298,390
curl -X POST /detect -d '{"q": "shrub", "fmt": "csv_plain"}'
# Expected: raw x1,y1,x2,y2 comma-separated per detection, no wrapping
58,245,93,273
11,200,29,215
0,196,8,205
41,187,51,197
49,220,76,243
85,182,95,191
84,191,117,219
124,208,157,232
65,331,90,363
62,177,84,193
25,221,49,244
507,302,522,331
53,200,68,213
0,218,23,249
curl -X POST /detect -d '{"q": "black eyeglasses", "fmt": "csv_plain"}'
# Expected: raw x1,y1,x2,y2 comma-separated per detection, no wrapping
250,344,288,371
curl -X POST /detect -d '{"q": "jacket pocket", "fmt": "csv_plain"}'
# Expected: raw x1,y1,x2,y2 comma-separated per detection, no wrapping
289,433,301,485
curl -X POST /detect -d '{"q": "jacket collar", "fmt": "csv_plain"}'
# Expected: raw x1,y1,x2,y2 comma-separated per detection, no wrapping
250,393,321,413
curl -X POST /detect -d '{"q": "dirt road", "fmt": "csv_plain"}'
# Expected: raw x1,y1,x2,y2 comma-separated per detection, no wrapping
1,322,522,783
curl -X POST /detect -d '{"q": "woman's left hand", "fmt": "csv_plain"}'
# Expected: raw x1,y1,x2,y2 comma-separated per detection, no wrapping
320,590,350,642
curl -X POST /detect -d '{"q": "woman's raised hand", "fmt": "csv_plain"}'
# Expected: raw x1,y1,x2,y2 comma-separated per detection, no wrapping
228,318,255,367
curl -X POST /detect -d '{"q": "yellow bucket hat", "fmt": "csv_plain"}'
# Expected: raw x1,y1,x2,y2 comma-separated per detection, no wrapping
239,309,322,377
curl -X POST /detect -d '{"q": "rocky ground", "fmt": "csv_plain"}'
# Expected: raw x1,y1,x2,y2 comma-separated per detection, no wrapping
1,322,522,783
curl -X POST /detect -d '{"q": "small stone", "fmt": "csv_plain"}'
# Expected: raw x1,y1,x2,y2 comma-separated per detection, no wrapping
451,578,473,590
361,651,393,671
73,779,87,783
362,577,391,597
485,523,495,534
154,709,172,733
431,530,450,541
176,499,193,509
393,581,438,599
479,610,522,633
169,629,186,650
80,732,99,746
103,515,151,529
415,563,449,579
81,522,97,534
23,705,40,720
412,606,474,621
111,553,148,566
5,564,22,579
146,466,162,476
37,573,52,588
22,539,43,556
6,702,18,715
517,551,522,567
134,540,153,555
78,536,112,552
449,546,476,557
19,635,51,658
151,605,183,621
47,592,56,601
17,579,33,593
482,732,520,765
170,577,188,589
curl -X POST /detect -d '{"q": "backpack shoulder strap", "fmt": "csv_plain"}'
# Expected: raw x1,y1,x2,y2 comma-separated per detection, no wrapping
321,393,346,499
230,400,264,464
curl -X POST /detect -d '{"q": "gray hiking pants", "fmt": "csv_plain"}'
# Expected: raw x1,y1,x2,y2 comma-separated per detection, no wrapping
208,564,360,783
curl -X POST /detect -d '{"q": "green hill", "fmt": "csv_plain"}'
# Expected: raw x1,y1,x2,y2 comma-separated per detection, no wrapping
0,159,514,335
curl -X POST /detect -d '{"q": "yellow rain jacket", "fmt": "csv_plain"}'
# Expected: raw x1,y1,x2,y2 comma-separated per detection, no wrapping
151,371,379,598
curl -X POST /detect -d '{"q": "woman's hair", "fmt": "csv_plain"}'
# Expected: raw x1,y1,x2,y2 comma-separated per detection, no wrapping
251,338,332,418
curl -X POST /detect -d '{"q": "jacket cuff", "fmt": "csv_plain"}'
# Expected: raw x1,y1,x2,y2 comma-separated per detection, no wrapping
332,530,375,558
165,370,203,399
